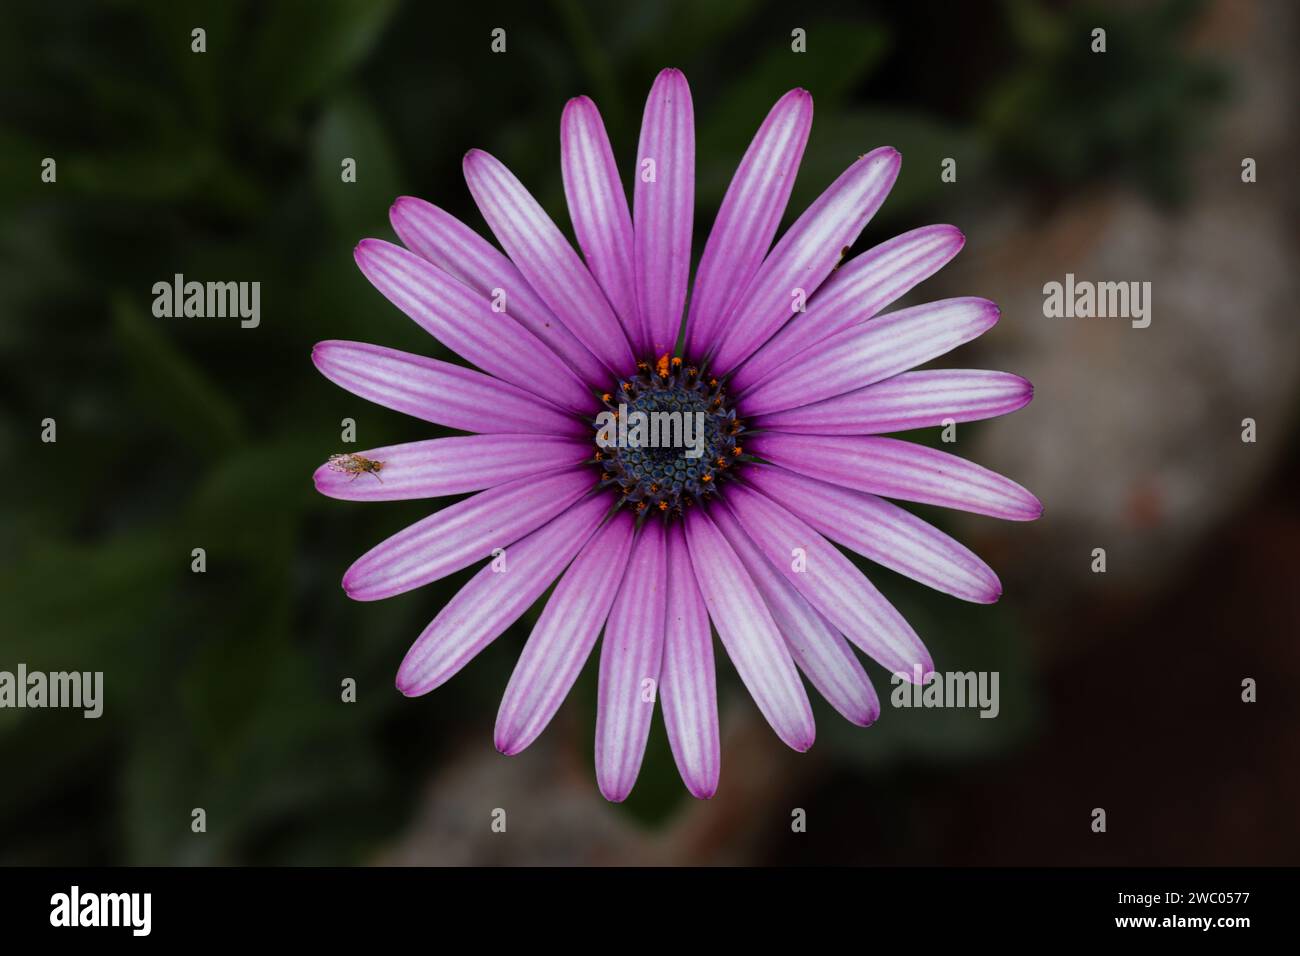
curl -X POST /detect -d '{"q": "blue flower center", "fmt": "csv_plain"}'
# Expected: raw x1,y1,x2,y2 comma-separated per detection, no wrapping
594,356,745,519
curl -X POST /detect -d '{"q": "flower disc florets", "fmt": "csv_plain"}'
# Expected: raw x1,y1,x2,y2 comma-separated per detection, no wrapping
595,354,745,518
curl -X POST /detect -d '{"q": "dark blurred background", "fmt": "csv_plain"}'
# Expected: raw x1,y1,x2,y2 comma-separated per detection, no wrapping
2,0,1296,865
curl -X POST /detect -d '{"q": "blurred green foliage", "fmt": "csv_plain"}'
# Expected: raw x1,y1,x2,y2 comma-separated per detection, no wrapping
0,0,1225,861
986,0,1228,204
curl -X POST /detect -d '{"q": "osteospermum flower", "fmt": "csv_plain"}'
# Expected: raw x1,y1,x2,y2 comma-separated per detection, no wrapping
313,68,1040,802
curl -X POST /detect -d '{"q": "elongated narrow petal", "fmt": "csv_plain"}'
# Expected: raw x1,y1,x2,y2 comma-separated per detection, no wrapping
633,68,694,356
745,463,1003,603
596,521,668,802
748,432,1043,521
389,197,609,388
659,522,719,798
353,239,595,415
396,493,611,696
712,504,879,726
312,340,584,437
684,89,813,361
754,369,1033,436
684,507,815,751
495,512,636,755
313,434,591,502
463,149,636,375
725,482,932,678
740,297,1000,416
731,224,965,392
343,470,594,601
708,146,901,374
562,96,637,336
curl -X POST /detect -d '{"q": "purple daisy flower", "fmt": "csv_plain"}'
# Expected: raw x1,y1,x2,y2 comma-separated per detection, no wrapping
313,68,1040,802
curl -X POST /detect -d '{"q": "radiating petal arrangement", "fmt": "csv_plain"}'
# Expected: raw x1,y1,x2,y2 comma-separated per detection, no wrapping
314,68,1041,802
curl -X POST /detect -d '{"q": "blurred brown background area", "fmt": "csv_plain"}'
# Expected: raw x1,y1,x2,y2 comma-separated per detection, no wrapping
1,0,1296,866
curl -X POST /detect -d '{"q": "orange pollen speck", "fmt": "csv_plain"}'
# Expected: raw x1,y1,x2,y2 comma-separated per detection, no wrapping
733,445,742,455
656,353,670,378
701,472,713,483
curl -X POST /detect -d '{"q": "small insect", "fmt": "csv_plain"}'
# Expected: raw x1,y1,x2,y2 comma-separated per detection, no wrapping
326,453,385,483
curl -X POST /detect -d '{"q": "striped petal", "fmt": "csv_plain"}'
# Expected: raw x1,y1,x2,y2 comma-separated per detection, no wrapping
707,146,901,374
745,463,1003,603
396,493,611,696
342,469,594,601
313,434,592,502
312,340,584,437
463,149,636,375
562,96,637,337
596,521,668,802
684,89,813,361
633,68,694,356
725,482,932,678
389,197,608,388
747,432,1043,521
495,512,636,755
731,224,965,392
740,297,1000,417
753,369,1033,436
659,521,720,798
712,503,879,726
683,507,815,750
353,239,595,415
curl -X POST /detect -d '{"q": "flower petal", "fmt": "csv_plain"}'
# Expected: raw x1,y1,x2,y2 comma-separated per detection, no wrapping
396,492,611,696
313,434,591,502
747,432,1044,521
739,297,1000,417
389,197,609,388
730,224,964,392
633,68,694,356
596,521,668,802
707,146,901,374
562,96,637,336
745,463,1003,603
711,503,879,726
724,482,932,677
312,340,585,437
463,149,636,375
494,511,636,755
753,369,1033,436
659,521,720,798
684,89,813,361
353,239,595,414
342,469,594,601
683,507,815,751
